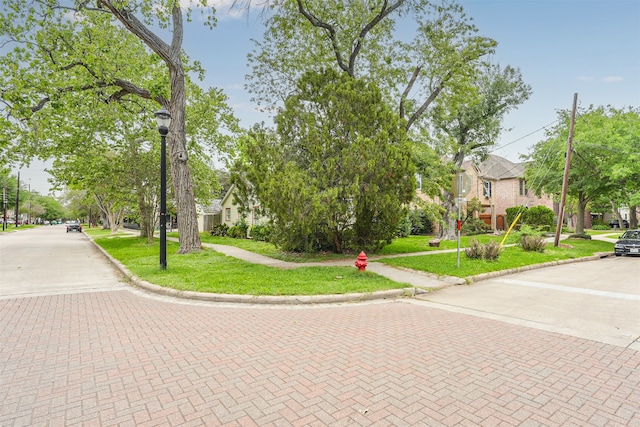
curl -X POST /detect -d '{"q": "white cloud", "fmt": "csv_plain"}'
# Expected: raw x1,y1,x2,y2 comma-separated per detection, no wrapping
602,76,624,83
576,75,624,83
179,0,257,20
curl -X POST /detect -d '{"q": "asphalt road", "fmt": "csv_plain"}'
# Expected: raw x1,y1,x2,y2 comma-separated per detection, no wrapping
1,226,639,426
418,255,640,351
0,224,126,299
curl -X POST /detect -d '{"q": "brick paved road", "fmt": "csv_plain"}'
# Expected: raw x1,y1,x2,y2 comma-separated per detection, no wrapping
1,290,639,426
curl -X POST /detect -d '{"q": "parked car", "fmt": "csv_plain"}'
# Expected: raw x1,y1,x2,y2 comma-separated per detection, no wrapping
609,219,630,228
66,220,82,233
614,230,640,256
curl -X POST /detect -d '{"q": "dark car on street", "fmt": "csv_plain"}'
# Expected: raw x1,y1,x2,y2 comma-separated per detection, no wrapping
609,218,630,228
614,230,640,256
66,220,82,233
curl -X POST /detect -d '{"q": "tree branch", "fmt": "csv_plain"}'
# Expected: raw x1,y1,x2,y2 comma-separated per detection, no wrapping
28,78,166,113
349,0,405,74
399,64,422,120
97,0,172,67
295,0,350,74
405,72,451,131
296,0,406,77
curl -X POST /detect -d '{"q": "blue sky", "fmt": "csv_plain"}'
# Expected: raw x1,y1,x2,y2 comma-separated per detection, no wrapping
193,0,639,158
18,0,640,193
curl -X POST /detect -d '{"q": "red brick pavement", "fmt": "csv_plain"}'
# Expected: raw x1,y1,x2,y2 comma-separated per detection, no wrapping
1,291,639,426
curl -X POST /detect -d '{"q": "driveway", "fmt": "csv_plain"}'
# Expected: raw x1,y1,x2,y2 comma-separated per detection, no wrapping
417,256,640,350
1,227,639,426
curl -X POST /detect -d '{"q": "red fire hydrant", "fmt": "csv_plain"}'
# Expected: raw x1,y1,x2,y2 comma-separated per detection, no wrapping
355,251,368,271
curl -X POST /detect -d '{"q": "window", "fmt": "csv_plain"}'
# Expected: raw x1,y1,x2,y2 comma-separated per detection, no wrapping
483,181,492,198
225,208,231,221
519,179,528,196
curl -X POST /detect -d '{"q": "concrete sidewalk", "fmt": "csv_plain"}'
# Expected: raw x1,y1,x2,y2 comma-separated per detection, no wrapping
201,242,464,288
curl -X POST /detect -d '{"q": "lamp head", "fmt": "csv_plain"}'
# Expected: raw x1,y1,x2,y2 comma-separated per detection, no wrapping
154,107,172,136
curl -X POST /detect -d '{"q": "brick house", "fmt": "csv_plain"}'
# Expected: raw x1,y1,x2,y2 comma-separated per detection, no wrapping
460,155,555,230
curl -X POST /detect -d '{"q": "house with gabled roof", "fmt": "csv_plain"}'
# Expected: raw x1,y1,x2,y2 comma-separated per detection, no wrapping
219,184,265,228
460,154,556,230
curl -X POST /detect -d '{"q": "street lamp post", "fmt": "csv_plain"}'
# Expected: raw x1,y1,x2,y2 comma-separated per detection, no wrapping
154,107,172,270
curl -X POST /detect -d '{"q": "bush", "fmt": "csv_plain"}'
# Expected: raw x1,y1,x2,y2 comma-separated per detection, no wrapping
591,224,610,230
396,214,412,238
228,219,249,239
521,234,546,252
506,205,554,230
465,239,502,261
526,205,554,228
408,209,433,235
464,239,484,259
210,223,229,237
250,224,273,242
461,217,490,235
507,224,544,244
506,206,526,229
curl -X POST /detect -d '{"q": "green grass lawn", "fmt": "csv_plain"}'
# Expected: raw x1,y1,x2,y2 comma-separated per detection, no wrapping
90,227,616,295
378,234,504,255
92,235,406,295
174,232,504,259
168,232,354,263
1,224,38,233
379,238,614,278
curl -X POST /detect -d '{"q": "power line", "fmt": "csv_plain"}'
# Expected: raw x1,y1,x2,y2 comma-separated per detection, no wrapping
490,119,560,154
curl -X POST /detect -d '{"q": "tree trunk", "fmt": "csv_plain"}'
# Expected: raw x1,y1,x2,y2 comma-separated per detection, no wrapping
576,194,590,234
630,205,638,229
169,65,201,253
438,191,457,240
331,229,342,254
439,151,464,241
101,211,109,230
610,201,626,230
136,187,155,244
101,1,201,253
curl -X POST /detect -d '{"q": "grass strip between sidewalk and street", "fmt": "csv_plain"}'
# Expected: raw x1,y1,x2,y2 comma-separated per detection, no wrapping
379,239,614,278
90,234,406,295
89,229,614,296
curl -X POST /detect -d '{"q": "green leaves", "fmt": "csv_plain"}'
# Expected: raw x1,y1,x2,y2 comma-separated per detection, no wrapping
525,105,640,232
235,69,416,253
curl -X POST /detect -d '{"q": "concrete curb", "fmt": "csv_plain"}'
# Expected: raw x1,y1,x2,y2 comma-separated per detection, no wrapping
86,232,415,305
465,252,613,283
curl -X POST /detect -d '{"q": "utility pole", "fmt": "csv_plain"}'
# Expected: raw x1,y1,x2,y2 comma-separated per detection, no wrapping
554,93,578,247
3,179,7,231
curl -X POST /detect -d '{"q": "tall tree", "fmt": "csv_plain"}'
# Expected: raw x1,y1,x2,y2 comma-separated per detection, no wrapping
245,0,508,239
0,0,227,253
429,62,532,238
525,106,640,233
247,0,495,134
234,69,415,253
